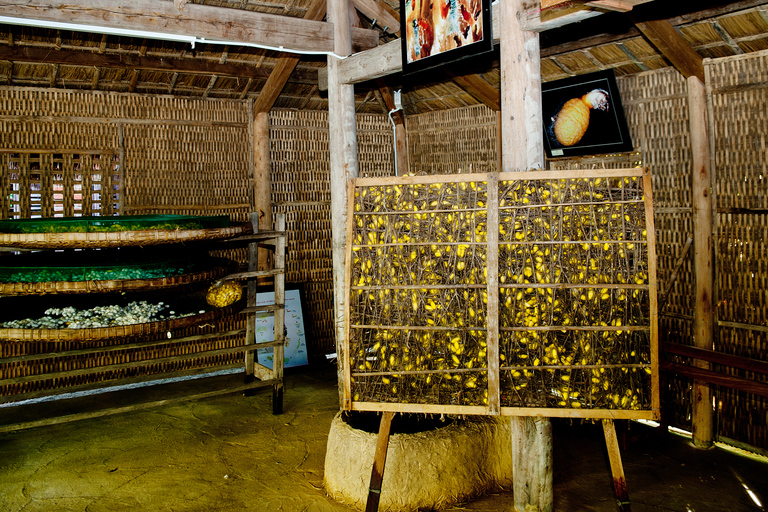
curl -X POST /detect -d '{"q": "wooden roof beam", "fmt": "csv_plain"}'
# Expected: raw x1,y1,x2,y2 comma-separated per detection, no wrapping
0,0,379,54
0,45,318,84
632,18,705,81
253,0,326,113
451,73,501,111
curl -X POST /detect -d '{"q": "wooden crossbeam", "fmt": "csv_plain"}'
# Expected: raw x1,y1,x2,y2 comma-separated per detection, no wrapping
0,0,378,54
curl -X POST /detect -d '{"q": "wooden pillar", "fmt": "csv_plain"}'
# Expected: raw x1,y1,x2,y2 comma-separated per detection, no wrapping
501,1,553,510
328,0,359,405
254,111,273,272
689,75,714,448
393,120,408,176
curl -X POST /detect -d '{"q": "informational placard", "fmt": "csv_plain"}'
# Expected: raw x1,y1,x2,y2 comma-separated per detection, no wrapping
254,288,308,369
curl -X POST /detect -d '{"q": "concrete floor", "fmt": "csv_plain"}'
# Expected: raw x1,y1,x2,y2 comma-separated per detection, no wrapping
0,363,766,512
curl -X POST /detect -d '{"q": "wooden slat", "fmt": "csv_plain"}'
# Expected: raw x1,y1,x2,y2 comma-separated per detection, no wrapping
365,411,394,512
0,380,279,434
662,342,768,376
0,0,379,54
662,362,768,399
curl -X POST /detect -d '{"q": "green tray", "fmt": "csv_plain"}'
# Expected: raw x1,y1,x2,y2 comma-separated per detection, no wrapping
0,214,230,234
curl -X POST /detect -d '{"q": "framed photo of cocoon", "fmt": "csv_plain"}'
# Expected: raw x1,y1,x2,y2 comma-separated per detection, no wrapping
542,70,634,159
400,0,493,76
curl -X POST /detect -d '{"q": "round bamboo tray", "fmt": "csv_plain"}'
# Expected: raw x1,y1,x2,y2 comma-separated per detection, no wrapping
0,224,252,250
0,301,244,343
0,261,233,296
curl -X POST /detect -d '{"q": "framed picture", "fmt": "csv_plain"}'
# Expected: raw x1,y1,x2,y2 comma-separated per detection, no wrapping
253,285,309,369
400,0,493,76
542,70,634,158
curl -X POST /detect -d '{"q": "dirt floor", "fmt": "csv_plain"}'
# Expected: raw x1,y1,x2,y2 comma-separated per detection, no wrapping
1,363,766,512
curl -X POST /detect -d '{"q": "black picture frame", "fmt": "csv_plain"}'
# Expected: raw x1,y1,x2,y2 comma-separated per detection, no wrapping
542,70,634,159
400,0,493,77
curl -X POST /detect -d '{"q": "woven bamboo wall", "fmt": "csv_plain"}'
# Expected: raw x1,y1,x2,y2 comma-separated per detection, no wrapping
0,88,253,399
268,110,394,357
709,51,768,451
406,104,499,175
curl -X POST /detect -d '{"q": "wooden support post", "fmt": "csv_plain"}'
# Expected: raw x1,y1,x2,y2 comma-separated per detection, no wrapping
365,411,395,512
254,111,273,274
244,211,260,385
328,0,359,405
273,213,286,414
689,75,714,449
602,420,631,511
501,1,553,510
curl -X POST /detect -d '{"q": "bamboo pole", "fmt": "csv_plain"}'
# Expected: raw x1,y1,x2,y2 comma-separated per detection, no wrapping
328,0,359,405
500,0,553,509
254,111,273,273
688,75,714,448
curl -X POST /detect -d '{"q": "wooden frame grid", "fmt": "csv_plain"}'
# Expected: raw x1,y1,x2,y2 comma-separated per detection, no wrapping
343,168,659,420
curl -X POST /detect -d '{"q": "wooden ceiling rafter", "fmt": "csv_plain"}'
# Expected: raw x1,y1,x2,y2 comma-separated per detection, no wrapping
632,18,705,81
168,72,179,94
253,0,326,113
450,73,501,111
0,46,318,85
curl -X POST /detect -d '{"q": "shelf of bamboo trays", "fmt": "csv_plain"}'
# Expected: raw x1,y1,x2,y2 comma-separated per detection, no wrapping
344,169,659,420
0,224,252,250
0,260,234,296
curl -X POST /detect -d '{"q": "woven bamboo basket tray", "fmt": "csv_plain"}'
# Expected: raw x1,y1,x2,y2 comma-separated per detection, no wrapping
0,301,243,343
0,260,234,296
0,224,252,250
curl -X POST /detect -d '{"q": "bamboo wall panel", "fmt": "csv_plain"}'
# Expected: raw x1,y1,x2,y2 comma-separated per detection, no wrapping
710,50,768,450
406,105,499,175
0,88,252,400
268,110,394,356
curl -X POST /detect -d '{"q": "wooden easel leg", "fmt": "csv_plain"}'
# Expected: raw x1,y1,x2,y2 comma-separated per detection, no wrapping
603,419,631,512
365,411,395,512
272,382,284,415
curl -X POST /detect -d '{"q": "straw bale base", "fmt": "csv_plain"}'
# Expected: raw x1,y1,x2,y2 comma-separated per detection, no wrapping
323,412,514,511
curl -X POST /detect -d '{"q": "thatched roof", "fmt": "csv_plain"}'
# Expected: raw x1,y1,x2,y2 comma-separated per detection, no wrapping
0,0,766,114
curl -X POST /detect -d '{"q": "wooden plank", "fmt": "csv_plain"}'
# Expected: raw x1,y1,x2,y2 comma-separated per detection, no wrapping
365,411,395,512
0,380,279,434
486,173,500,414
0,0,378,54
602,420,631,512
0,363,246,405
632,19,705,81
451,73,501,111
688,75,714,448
662,362,768,399
662,342,768,376
0,44,318,84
